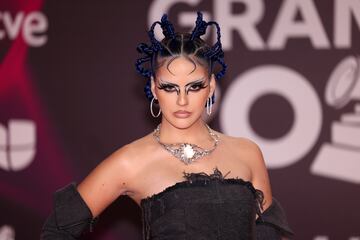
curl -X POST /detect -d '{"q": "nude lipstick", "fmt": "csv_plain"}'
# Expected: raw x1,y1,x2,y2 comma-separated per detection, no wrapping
174,110,191,118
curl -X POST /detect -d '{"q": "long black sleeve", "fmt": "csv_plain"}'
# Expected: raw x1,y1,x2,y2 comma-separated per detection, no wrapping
40,182,99,239
255,197,294,239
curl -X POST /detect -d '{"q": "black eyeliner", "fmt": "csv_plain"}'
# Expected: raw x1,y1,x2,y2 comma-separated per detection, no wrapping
186,81,208,93
157,83,179,93
157,77,208,94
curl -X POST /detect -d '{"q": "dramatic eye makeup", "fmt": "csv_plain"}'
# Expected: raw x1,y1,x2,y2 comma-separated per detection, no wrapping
158,82,178,93
157,78,208,94
185,80,208,93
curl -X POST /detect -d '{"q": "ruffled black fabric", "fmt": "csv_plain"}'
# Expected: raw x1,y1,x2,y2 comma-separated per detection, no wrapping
140,167,292,240
182,167,265,219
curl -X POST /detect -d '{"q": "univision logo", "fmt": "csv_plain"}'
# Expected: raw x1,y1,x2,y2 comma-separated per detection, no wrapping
0,225,15,240
0,119,36,171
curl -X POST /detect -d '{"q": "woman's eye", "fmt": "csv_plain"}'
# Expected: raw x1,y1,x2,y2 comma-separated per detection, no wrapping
189,84,206,91
164,86,176,92
159,85,177,92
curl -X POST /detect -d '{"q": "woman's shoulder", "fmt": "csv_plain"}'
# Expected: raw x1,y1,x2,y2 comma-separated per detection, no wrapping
89,132,157,192
214,130,262,153
213,130,266,169
108,131,158,167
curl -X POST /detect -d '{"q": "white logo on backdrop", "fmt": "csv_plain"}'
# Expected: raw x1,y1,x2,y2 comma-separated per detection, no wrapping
149,0,360,50
0,11,48,47
220,57,360,184
220,65,322,168
0,225,15,240
0,119,36,171
311,56,360,184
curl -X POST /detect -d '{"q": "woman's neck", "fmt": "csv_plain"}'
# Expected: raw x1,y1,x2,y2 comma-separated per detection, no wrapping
157,119,213,146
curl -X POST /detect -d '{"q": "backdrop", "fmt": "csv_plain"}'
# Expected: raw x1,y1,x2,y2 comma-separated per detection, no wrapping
1,0,359,239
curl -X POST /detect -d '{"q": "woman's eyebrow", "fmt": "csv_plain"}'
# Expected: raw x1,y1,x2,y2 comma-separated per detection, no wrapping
158,77,207,87
185,78,207,87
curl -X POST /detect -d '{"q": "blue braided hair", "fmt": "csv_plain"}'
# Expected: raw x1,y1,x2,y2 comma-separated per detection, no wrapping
135,11,227,105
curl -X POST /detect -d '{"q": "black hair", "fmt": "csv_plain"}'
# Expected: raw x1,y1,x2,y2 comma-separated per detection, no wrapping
135,12,227,104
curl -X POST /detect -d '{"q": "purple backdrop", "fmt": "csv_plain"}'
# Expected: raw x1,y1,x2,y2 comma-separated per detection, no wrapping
1,0,360,239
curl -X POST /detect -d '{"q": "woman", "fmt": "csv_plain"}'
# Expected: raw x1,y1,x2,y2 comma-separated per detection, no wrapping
41,12,294,239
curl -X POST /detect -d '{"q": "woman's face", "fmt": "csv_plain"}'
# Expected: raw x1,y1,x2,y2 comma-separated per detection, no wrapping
151,55,216,129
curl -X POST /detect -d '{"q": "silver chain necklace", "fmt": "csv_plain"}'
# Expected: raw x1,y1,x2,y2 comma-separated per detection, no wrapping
153,123,220,165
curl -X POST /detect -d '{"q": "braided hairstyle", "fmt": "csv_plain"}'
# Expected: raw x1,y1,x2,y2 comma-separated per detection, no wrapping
135,12,227,105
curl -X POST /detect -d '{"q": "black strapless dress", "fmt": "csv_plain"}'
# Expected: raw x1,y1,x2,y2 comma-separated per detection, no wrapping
140,167,294,240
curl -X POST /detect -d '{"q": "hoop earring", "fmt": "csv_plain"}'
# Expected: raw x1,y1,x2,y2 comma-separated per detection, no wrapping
150,97,161,118
206,97,212,116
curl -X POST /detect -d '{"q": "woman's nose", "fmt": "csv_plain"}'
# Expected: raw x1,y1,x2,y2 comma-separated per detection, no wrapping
177,91,188,106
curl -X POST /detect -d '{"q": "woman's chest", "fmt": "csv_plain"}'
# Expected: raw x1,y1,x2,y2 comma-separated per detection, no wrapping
129,140,253,205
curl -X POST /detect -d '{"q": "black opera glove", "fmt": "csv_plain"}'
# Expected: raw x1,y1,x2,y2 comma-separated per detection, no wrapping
255,197,294,239
40,182,99,240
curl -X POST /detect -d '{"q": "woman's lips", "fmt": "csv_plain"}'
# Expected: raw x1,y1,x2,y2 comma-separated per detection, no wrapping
174,110,191,118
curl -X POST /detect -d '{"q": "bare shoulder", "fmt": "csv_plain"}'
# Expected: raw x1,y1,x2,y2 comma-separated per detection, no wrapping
105,132,157,179
111,133,153,164
76,132,155,217
214,130,262,157
213,130,273,211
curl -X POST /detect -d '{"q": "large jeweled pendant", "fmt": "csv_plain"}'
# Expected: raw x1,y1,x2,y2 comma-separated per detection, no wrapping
182,144,195,159
153,123,220,165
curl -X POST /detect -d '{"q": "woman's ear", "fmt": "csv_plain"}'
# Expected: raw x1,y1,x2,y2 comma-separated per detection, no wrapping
150,76,157,99
209,74,216,98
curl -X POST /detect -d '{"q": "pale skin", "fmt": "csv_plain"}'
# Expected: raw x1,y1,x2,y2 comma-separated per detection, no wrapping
77,55,273,222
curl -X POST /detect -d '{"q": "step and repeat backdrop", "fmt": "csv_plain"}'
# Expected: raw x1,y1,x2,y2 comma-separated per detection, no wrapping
0,0,359,239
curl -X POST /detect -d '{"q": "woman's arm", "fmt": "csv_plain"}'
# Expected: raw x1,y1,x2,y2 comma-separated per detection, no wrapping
240,138,294,239
40,144,137,239
236,138,273,211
